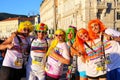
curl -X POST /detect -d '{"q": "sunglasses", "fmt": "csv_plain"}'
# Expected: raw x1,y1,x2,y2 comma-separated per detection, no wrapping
37,30,46,33
55,34,63,37
23,28,30,32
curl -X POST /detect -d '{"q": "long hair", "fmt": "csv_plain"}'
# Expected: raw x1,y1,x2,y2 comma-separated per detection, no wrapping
65,27,75,43
46,29,65,56
88,19,106,39
73,28,90,60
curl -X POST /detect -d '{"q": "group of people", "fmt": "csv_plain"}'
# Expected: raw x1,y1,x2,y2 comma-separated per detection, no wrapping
0,19,120,80
68,19,120,80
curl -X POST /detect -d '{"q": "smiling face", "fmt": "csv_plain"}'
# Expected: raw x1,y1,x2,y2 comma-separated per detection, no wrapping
67,31,73,40
55,34,64,42
91,23,100,34
79,32,89,41
36,30,46,39
54,29,65,42
20,28,30,37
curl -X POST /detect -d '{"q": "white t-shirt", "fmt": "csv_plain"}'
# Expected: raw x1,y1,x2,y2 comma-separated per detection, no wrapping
45,42,70,78
105,28,120,71
85,28,120,77
28,38,48,71
85,38,107,77
77,56,86,72
105,28,120,37
2,35,32,69
105,40,120,71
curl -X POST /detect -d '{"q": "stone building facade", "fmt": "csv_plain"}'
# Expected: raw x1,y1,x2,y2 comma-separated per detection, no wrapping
40,0,57,33
0,17,34,39
40,0,120,31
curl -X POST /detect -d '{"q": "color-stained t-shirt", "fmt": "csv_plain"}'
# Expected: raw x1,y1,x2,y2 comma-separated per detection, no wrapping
3,35,32,69
45,42,70,79
28,38,48,71
85,37,108,77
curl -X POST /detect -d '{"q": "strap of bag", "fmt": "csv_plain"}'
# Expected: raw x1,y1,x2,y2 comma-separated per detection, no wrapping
101,32,106,59
45,38,48,51
16,35,35,52
16,35,35,66
84,42,96,53
84,33,106,59
16,35,22,45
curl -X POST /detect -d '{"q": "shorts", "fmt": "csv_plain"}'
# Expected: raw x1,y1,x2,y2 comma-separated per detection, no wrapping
0,66,23,80
77,71,87,78
87,74,106,79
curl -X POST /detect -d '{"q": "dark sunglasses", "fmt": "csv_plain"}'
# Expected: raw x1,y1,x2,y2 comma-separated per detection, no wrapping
55,34,63,37
37,30,46,33
23,28,30,32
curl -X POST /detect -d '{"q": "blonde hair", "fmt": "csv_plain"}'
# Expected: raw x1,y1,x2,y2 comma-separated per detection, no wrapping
46,29,65,56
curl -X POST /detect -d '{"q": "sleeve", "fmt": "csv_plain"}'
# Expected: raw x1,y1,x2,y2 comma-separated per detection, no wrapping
105,28,120,36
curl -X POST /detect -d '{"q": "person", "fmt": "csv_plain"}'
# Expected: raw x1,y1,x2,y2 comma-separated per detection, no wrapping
45,29,70,80
0,21,34,80
65,27,76,80
72,27,107,80
87,19,120,80
0,40,5,68
26,23,48,80
66,27,76,48
71,28,89,80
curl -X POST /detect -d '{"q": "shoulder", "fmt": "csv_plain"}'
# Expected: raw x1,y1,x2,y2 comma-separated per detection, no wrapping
105,28,120,36
105,28,115,33
2,32,17,44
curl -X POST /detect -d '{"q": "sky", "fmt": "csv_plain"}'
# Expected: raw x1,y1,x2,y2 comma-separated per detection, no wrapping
0,0,43,15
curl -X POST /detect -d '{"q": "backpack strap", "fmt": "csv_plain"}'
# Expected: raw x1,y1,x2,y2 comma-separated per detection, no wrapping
16,35,22,45
84,42,96,53
101,32,106,59
45,38,48,51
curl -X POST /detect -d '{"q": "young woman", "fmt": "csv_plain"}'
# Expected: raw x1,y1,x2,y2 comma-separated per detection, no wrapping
0,21,34,80
66,27,76,50
71,28,89,80
87,19,120,80
45,29,70,80
65,27,76,80
26,23,48,80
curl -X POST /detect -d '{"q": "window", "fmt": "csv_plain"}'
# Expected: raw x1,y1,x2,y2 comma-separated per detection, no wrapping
97,0,101,2
117,28,120,31
117,0,120,2
97,9,103,19
117,12,120,20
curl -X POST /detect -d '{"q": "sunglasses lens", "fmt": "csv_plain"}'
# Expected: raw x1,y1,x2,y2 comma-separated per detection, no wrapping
55,34,63,37
24,28,30,32
37,31,45,33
